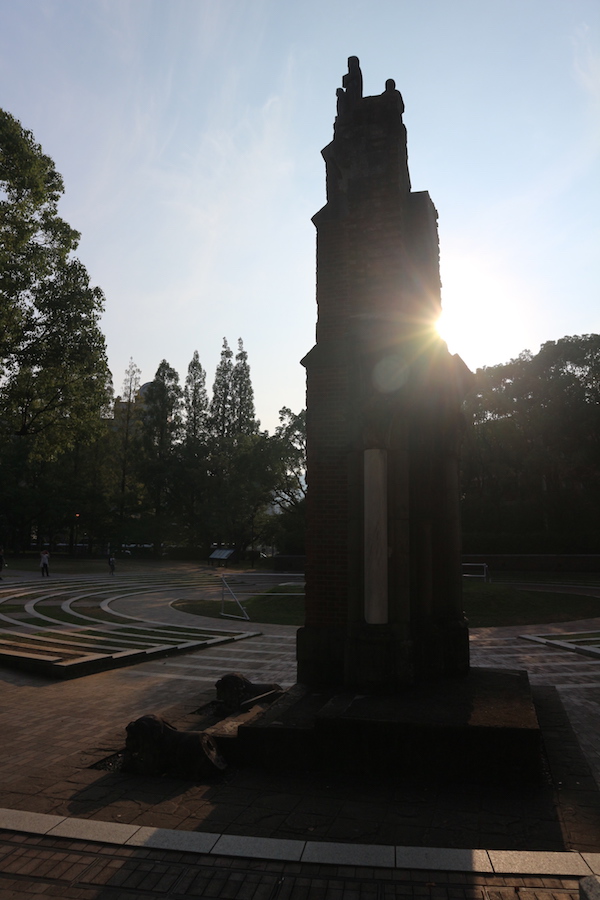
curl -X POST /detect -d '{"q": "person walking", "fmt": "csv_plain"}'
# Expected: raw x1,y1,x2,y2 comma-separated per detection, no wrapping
40,550,50,577
108,555,116,575
0,548,4,580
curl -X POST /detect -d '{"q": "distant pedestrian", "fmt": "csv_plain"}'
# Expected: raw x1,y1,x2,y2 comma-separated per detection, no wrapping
0,548,4,580
108,556,116,575
40,550,50,577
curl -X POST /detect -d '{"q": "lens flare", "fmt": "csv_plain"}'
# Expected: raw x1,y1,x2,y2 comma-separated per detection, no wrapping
437,253,532,370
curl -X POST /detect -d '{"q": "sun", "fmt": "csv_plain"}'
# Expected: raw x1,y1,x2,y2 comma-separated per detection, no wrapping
436,252,531,371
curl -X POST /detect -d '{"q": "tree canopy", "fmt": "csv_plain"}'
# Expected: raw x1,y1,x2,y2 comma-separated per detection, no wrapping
0,109,111,454
461,334,600,552
101,348,303,558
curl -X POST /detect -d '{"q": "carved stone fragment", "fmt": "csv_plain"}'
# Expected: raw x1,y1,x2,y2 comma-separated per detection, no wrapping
124,713,226,778
215,672,282,712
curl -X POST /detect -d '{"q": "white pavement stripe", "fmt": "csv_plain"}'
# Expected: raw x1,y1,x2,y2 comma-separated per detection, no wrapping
125,670,296,685
194,646,294,656
124,671,221,682
159,655,295,668
138,652,296,672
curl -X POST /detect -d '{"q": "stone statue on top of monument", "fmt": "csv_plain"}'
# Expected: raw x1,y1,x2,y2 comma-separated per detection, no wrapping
341,55,363,110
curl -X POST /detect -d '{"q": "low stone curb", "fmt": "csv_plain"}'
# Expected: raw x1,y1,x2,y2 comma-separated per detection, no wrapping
1,808,599,876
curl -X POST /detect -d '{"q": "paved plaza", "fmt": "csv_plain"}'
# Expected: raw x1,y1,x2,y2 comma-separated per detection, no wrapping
0,565,600,897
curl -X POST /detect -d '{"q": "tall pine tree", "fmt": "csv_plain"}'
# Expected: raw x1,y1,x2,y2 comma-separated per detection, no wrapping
138,360,183,553
175,351,210,553
232,338,259,435
209,338,234,437
184,350,208,442
114,358,142,524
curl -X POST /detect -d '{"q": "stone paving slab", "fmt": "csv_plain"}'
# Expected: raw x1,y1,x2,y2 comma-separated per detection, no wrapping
302,839,396,867
487,850,593,875
583,855,600,875
212,833,306,861
125,824,220,852
395,847,494,873
46,816,140,844
0,808,66,834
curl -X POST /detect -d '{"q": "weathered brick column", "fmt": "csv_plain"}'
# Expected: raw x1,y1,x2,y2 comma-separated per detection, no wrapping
297,58,471,690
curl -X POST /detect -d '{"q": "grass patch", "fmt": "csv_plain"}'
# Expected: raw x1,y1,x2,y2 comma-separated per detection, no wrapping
242,593,304,625
174,581,305,626
462,581,600,627
21,608,98,628
173,598,245,619
173,593,305,626
488,571,600,585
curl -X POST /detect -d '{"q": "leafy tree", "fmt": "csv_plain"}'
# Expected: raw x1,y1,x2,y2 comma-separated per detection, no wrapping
263,408,307,554
201,405,306,557
272,407,306,509
0,109,111,451
50,431,114,555
204,432,283,553
0,109,111,552
0,109,72,362
461,335,600,552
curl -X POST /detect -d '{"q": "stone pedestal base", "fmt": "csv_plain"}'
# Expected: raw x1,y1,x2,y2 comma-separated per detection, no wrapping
233,667,541,783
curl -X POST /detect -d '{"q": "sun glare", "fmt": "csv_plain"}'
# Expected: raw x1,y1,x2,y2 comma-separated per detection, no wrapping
436,254,530,371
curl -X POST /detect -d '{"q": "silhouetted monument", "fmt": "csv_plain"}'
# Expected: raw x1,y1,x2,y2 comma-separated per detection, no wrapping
298,57,472,690
167,59,540,785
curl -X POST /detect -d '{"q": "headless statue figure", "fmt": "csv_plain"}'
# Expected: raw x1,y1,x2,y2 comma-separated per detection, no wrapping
341,55,363,113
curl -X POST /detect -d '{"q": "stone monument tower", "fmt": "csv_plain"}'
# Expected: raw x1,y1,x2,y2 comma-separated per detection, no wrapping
297,58,472,691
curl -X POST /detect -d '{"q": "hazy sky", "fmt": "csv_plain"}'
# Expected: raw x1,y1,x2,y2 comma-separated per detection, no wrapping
1,0,599,432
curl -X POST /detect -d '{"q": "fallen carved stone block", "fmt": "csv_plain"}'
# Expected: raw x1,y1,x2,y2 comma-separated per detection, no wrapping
215,672,282,712
124,714,226,778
